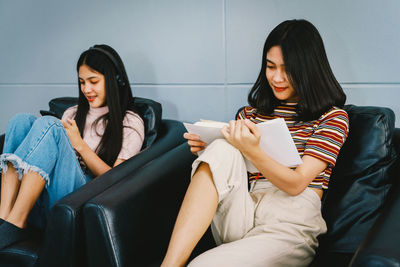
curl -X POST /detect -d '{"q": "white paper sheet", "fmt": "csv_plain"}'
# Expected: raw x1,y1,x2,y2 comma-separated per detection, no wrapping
183,122,226,144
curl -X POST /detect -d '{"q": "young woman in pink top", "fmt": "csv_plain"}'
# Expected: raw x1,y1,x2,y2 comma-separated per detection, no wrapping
0,44,145,249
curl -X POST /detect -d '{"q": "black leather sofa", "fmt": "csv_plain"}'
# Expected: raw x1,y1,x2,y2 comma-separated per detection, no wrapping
0,97,187,267
83,105,400,267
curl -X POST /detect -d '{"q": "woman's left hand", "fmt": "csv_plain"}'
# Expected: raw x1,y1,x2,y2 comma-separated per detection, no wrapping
61,119,85,152
221,119,261,154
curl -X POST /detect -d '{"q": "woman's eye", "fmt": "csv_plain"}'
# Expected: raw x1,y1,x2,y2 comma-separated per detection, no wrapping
266,65,275,69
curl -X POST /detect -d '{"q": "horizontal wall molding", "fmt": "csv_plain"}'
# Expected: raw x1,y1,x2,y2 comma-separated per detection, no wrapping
2,82,400,88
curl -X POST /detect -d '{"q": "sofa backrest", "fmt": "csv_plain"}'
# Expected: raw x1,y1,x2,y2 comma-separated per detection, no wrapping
132,97,162,149
318,105,398,254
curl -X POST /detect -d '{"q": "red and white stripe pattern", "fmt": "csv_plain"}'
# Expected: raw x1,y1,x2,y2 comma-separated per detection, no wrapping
237,103,349,189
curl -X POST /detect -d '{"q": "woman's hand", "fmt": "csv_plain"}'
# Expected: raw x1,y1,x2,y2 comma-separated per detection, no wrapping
61,118,113,177
184,132,206,155
221,119,261,154
61,119,85,152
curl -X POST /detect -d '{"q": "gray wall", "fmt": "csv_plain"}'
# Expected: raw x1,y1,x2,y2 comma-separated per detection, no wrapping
1,0,400,133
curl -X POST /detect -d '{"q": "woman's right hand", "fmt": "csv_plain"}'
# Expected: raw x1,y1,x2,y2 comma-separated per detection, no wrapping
184,133,206,155
62,119,86,152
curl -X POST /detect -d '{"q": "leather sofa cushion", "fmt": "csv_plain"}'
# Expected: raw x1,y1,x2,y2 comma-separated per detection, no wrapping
48,97,78,119
318,105,397,253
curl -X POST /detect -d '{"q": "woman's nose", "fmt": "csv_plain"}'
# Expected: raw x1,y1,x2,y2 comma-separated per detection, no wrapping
81,84,92,93
273,69,285,83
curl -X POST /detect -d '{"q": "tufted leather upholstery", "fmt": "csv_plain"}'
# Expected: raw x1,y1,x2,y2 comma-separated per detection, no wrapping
0,97,187,267
84,105,400,267
311,105,399,266
134,97,162,149
348,129,400,266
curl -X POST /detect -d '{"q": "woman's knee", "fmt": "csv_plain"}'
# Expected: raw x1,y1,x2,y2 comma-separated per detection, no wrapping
8,113,37,130
209,139,234,150
32,116,62,131
206,140,246,172
207,139,242,159
23,116,66,143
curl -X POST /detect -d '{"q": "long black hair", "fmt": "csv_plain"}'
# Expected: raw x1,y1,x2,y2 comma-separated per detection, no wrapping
248,19,346,121
75,44,135,166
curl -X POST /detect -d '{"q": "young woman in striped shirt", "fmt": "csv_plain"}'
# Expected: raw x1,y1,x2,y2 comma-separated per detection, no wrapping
162,19,349,267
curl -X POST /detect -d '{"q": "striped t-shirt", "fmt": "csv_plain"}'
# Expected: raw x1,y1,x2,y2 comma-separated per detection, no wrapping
237,103,349,190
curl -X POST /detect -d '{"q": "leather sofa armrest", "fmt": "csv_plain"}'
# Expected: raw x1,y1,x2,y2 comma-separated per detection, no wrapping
83,143,196,267
37,120,186,267
349,128,400,266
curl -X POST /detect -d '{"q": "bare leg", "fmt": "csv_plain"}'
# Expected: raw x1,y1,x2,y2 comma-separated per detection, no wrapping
6,171,45,228
162,163,218,267
0,163,21,220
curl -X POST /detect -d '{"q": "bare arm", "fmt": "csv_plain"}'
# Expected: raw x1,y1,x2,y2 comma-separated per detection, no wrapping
221,119,327,196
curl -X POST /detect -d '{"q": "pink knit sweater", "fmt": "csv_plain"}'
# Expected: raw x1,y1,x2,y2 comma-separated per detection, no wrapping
61,105,145,160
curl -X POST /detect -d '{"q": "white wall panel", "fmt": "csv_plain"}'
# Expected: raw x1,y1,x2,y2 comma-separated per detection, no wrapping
134,86,226,123
0,0,224,84
224,85,250,121
0,85,77,132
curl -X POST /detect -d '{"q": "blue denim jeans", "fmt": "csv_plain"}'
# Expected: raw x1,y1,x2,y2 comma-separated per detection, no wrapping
0,114,91,228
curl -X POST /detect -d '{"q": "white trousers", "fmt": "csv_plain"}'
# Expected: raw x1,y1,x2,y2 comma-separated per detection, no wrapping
188,139,327,267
